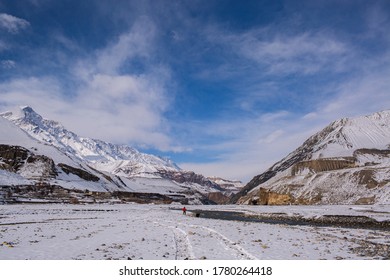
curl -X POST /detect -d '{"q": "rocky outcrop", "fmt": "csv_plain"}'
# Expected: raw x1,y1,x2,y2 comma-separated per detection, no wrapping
58,163,100,182
230,170,278,203
239,162,390,205
0,144,57,179
291,158,356,175
0,144,29,171
207,192,230,204
111,191,174,204
243,187,322,205
355,196,376,205
354,148,390,157
252,188,291,205
21,154,58,179
157,170,223,190
0,185,187,205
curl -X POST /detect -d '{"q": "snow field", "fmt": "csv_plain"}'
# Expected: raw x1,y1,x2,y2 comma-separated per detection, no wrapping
0,204,389,260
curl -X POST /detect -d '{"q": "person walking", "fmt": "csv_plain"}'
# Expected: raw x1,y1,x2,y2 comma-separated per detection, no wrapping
182,206,187,215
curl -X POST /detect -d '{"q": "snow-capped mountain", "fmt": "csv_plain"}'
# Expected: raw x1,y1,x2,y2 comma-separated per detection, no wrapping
1,106,180,177
0,106,223,204
232,110,390,205
207,177,243,195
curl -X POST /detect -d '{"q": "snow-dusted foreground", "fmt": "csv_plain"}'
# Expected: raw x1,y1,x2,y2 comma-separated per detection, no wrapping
0,204,389,260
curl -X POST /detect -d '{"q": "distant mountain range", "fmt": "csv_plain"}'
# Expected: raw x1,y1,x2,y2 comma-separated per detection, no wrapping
231,110,390,205
2,106,389,205
0,106,242,204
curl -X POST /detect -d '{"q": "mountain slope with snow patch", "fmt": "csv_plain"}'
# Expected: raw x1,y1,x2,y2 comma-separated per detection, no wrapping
232,110,390,205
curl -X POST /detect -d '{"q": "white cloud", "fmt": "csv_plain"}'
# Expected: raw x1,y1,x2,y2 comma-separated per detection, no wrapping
71,70,172,148
0,72,176,151
0,13,30,33
0,77,66,115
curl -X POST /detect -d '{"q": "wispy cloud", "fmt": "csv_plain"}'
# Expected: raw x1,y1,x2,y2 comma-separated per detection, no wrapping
0,13,30,33
1,60,16,69
242,32,348,75
322,66,390,118
204,25,350,77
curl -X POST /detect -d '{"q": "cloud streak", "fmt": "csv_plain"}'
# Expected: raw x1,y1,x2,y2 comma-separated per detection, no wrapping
1,60,16,69
0,13,30,33
202,23,351,78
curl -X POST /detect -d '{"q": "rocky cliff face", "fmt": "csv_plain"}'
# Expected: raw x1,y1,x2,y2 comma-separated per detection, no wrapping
57,163,100,182
0,144,57,180
157,170,222,190
291,158,356,175
233,111,390,205
207,192,230,204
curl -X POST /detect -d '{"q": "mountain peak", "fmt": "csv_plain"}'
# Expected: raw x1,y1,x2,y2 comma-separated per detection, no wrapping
1,105,43,123
368,109,390,118
20,105,34,112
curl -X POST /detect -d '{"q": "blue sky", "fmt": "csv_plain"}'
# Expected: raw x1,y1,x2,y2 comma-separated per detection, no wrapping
1,0,390,182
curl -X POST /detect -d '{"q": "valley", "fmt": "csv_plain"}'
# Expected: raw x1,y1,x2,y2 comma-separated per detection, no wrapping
0,204,389,260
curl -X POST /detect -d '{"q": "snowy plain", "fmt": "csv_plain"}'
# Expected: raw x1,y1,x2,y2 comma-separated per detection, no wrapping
0,203,389,260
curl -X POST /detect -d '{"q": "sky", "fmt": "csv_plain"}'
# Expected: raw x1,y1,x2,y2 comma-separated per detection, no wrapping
1,0,390,182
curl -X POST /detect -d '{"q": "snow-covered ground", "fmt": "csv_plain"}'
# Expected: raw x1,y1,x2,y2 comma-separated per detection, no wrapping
0,204,389,260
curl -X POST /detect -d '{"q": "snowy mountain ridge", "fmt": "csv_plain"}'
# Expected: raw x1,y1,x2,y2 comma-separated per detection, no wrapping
308,110,390,159
232,110,390,205
1,106,180,177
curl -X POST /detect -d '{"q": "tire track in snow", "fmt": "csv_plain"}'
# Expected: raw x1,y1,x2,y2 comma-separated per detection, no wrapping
172,227,196,260
153,220,195,260
190,225,257,260
158,218,257,260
